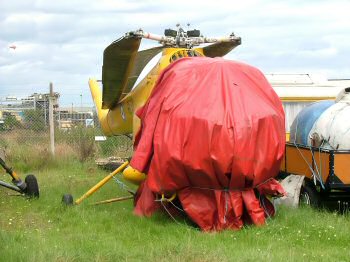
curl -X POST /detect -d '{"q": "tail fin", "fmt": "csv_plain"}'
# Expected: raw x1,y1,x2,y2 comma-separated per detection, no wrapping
89,79,112,135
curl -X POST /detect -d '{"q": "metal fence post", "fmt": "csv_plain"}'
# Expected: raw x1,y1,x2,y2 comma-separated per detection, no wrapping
49,82,55,156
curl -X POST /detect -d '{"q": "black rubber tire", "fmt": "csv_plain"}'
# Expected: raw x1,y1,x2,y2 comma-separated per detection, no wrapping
24,174,39,198
62,194,74,205
299,182,320,207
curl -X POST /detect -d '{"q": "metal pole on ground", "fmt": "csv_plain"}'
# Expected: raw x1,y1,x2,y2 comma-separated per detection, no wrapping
49,82,55,156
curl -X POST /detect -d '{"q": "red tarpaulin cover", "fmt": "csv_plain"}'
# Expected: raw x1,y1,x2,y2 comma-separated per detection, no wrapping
130,57,285,231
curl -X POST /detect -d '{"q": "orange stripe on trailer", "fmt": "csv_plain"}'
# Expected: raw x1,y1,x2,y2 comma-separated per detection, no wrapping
334,154,350,184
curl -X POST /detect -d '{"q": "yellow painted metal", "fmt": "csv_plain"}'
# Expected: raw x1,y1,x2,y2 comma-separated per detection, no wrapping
11,171,21,182
193,47,205,56
74,161,129,205
122,166,146,185
89,79,112,135
161,193,177,202
286,132,290,141
90,48,204,138
280,96,336,102
92,195,133,205
89,79,133,136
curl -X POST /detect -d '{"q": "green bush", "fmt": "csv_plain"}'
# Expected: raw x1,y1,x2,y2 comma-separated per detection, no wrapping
4,114,22,130
22,109,46,131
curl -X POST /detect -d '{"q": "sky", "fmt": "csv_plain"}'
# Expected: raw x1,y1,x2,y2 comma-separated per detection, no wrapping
1,0,350,106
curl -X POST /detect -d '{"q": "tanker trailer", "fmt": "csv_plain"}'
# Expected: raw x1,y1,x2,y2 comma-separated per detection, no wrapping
279,87,350,207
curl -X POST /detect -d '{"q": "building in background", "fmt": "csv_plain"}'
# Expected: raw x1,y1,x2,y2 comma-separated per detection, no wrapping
0,92,59,115
0,91,98,131
0,92,59,130
267,74,350,136
56,106,95,130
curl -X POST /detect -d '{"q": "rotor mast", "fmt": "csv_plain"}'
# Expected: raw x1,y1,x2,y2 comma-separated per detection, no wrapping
125,25,241,49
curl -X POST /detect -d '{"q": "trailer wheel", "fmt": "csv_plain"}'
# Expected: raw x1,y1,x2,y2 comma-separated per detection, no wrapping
62,194,74,205
299,183,319,207
24,174,39,198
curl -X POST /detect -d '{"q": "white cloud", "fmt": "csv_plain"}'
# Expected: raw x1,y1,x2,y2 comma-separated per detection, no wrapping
0,0,350,105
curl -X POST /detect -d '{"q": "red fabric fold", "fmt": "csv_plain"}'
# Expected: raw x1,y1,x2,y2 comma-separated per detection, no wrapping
131,57,285,231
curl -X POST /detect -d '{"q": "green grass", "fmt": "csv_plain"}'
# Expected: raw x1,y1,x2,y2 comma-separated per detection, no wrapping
1,158,350,262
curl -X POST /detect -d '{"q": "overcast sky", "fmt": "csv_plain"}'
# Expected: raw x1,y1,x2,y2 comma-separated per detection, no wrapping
1,0,350,106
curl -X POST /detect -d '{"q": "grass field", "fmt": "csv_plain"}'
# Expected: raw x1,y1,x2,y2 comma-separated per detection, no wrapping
1,156,350,261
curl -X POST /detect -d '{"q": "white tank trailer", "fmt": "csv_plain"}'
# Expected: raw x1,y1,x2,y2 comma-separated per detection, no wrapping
278,87,350,209
290,87,350,150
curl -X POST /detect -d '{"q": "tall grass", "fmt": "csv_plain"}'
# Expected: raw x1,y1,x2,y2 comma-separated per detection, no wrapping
0,130,76,172
1,157,350,261
54,127,132,159
1,131,350,261
0,128,132,172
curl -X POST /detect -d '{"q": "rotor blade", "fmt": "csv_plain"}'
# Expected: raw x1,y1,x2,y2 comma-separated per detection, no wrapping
123,46,163,96
201,39,241,58
102,36,141,109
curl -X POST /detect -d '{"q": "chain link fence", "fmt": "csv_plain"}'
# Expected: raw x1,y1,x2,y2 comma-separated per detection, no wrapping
0,95,133,163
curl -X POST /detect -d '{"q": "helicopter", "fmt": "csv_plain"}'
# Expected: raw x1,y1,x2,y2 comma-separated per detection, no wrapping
66,26,286,231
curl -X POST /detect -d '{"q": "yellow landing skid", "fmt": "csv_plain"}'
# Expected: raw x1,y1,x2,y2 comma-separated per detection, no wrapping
62,161,149,206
